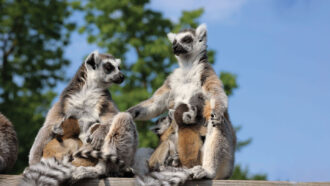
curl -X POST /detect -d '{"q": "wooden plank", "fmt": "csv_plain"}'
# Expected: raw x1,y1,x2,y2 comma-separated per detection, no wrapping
1,175,330,186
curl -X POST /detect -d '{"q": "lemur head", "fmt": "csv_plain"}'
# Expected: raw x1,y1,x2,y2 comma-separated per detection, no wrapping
84,51,124,86
150,115,172,137
167,24,207,58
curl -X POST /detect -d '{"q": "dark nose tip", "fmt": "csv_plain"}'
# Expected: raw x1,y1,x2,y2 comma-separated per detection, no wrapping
119,73,125,81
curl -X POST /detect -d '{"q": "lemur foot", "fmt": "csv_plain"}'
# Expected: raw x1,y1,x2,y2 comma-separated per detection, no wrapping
165,153,180,167
189,165,207,179
87,124,108,150
182,105,197,124
52,123,64,136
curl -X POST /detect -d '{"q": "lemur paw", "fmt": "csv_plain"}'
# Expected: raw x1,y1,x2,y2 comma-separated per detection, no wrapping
210,112,222,127
127,106,141,119
182,105,197,124
87,124,109,150
52,123,64,136
189,165,207,179
165,153,180,167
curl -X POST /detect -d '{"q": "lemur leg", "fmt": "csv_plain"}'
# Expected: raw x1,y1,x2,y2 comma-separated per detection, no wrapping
29,102,65,165
202,71,228,125
190,116,235,179
127,80,171,120
102,112,138,168
87,102,118,150
189,123,220,179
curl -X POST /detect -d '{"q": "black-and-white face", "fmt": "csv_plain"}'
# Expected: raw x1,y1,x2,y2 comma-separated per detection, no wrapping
167,24,207,57
150,115,172,136
85,51,125,85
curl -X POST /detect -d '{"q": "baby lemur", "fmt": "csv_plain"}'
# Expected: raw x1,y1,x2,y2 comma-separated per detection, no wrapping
128,24,236,180
148,114,178,170
0,113,18,173
42,117,97,167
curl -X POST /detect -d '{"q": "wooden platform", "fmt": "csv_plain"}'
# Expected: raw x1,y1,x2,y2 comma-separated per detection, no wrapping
1,175,329,186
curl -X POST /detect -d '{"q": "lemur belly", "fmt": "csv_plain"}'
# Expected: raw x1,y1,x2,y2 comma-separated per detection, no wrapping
169,67,204,106
66,87,104,141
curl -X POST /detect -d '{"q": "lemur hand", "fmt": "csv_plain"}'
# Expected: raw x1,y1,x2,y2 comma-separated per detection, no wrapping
87,124,109,150
127,106,141,119
165,153,180,167
51,119,65,136
210,112,222,127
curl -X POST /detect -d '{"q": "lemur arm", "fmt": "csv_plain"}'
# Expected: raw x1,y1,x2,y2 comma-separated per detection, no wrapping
202,70,228,124
29,101,65,165
127,79,171,120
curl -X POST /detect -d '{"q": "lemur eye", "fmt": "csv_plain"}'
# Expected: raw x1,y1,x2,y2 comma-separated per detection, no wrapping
181,36,193,43
103,62,115,74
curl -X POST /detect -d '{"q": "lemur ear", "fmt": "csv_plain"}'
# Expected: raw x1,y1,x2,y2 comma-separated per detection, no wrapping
196,23,207,42
85,50,99,70
167,32,176,43
115,58,121,66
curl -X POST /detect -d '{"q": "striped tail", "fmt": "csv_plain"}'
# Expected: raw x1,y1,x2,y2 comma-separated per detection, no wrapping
20,156,75,186
135,166,191,186
74,149,126,169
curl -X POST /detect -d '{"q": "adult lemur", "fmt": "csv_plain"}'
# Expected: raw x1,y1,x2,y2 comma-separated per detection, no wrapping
128,24,236,180
23,51,138,185
0,113,18,173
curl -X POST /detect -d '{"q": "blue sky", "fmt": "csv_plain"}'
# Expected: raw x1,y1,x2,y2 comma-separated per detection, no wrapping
59,0,330,182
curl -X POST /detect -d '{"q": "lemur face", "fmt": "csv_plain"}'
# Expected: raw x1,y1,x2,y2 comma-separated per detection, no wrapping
85,51,125,85
167,24,207,57
150,115,172,136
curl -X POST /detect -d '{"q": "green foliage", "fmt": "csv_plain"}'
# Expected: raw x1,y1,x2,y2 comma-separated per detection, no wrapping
220,72,239,96
230,164,267,180
0,0,75,173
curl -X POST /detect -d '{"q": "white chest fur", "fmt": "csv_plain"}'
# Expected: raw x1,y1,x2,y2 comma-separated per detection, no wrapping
66,86,104,133
169,64,204,107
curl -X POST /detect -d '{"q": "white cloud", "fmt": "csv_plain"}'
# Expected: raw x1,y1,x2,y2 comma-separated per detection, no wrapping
149,0,247,22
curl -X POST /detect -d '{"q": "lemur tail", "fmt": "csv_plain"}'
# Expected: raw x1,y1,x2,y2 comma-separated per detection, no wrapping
74,149,126,169
20,156,75,186
135,166,191,186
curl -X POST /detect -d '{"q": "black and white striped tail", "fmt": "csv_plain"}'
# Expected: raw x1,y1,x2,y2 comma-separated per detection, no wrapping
20,157,74,186
74,149,125,169
135,166,191,186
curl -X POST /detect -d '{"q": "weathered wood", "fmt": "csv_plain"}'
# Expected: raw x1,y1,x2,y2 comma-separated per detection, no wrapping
1,175,330,186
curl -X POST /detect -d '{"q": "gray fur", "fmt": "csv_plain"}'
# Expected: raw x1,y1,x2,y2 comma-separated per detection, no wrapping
0,113,18,173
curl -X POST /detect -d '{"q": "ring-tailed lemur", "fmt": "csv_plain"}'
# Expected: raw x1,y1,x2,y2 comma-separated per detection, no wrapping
128,24,236,180
29,51,125,165
0,113,18,173
23,51,138,185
